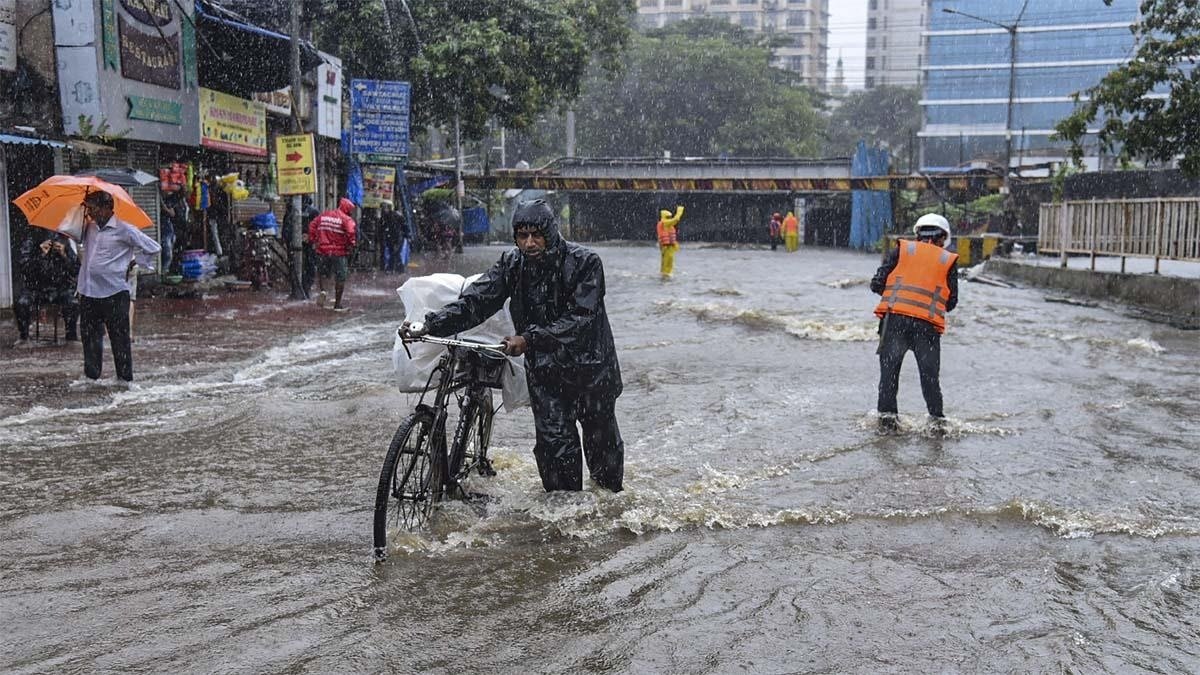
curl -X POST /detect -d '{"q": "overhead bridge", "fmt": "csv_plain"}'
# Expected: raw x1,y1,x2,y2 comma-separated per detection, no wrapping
427,157,1004,243
454,157,1004,194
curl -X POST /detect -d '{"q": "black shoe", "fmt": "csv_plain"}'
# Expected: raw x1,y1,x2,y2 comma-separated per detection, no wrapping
877,414,899,434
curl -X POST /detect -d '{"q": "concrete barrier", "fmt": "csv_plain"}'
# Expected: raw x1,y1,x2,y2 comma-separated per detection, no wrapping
984,258,1200,329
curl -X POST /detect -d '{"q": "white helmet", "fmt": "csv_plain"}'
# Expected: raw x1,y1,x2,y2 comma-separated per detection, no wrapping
913,213,952,248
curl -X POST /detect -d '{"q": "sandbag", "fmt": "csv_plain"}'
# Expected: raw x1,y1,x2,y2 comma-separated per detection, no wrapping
393,273,531,410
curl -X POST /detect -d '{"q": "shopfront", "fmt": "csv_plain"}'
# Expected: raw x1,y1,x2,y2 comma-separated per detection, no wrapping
51,0,203,276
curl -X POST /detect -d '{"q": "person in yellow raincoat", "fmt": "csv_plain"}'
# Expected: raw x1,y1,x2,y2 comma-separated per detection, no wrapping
656,205,684,278
783,211,800,252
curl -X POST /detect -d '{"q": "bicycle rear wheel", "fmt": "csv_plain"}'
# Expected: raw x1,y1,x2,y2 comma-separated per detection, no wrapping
373,409,443,559
448,392,495,482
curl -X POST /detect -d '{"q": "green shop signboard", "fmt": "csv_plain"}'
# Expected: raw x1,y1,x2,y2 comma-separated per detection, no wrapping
127,96,182,124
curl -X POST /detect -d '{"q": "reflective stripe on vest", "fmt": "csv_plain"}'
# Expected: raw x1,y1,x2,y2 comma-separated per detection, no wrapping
874,240,957,332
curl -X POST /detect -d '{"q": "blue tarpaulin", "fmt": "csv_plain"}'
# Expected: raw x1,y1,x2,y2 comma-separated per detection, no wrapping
462,206,490,235
345,159,363,207
850,141,893,250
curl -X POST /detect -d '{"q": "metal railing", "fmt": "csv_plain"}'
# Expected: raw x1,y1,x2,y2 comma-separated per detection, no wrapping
1039,198,1200,271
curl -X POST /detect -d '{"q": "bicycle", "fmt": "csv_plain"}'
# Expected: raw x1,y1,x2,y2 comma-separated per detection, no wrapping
372,328,508,560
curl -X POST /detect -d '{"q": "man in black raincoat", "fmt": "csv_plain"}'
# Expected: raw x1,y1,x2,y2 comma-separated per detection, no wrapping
403,200,625,492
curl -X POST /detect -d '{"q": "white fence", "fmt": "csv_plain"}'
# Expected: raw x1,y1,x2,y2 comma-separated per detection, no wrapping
1039,199,1200,270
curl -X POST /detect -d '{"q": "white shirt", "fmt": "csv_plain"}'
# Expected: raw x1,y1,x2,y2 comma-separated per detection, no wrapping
77,216,161,299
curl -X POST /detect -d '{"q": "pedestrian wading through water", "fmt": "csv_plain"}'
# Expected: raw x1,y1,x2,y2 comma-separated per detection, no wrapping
402,199,625,492
871,212,958,434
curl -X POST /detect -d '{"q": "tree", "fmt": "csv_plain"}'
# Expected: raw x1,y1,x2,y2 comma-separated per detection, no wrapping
574,27,825,158
824,85,921,160
310,0,634,140
1055,0,1200,175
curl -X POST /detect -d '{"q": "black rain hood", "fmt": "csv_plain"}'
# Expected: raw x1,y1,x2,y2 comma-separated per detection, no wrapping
423,208,622,400
512,199,563,259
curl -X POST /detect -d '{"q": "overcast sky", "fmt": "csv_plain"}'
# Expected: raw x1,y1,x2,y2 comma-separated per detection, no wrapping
827,1,868,90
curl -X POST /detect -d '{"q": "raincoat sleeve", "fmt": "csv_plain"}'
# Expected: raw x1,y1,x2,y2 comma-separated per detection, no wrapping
870,248,900,295
523,252,605,352
124,222,162,272
945,265,959,312
63,241,80,275
17,238,35,269
344,214,357,248
664,206,684,228
424,257,513,336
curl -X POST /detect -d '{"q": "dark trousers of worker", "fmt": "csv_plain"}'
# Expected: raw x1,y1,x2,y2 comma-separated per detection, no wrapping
877,313,943,417
14,289,79,339
530,391,624,492
80,291,133,381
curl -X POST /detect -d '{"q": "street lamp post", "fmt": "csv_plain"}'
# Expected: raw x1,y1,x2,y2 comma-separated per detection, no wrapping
942,1,1029,194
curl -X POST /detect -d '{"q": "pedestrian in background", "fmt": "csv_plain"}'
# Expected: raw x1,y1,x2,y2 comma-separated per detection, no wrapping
871,213,958,433
77,190,160,382
656,205,684,278
307,197,357,311
768,212,783,251
783,211,800,253
13,231,79,347
158,188,186,274
379,200,404,273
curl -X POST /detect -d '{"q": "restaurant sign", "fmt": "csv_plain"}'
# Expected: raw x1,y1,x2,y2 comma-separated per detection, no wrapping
54,0,199,145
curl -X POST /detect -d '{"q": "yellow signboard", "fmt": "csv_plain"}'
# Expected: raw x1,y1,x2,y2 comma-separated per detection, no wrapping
199,87,266,156
362,165,396,208
275,133,317,195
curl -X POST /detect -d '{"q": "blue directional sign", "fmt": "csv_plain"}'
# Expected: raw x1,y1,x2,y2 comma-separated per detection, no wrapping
350,79,411,162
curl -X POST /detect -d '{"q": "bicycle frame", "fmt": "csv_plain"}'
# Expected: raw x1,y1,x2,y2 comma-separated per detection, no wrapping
399,332,505,479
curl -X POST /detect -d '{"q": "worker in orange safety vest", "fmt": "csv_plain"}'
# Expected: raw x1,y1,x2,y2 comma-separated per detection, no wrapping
656,205,684,278
870,213,958,433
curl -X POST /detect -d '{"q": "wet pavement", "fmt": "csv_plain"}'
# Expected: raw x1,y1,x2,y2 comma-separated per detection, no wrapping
2,244,1198,673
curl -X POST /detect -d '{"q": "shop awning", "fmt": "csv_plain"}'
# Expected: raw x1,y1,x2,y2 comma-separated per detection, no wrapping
0,134,67,147
194,0,324,98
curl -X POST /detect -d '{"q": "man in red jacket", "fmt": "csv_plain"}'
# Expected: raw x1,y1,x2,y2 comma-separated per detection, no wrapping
307,197,358,311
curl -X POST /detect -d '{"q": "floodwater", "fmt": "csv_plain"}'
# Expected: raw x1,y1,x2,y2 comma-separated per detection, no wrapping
2,245,1198,673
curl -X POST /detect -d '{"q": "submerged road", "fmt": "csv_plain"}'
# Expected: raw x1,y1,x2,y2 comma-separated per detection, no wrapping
2,244,1198,672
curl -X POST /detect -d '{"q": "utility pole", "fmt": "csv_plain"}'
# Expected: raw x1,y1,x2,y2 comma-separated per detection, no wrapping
942,1,1029,195
454,113,463,243
565,109,576,158
288,0,304,299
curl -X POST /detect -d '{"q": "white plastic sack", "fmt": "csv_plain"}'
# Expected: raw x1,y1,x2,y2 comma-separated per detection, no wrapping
392,273,531,410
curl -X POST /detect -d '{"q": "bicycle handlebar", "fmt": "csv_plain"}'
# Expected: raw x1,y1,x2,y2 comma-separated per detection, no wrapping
397,326,507,358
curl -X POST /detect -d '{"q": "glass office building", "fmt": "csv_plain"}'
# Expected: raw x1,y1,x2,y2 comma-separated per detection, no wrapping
920,0,1141,172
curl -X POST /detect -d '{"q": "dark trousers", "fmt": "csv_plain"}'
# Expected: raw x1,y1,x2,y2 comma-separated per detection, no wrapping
80,292,133,381
530,391,624,492
301,242,317,299
15,289,79,339
381,239,401,272
877,313,943,417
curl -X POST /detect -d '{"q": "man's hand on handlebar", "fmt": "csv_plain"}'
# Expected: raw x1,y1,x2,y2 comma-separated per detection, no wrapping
501,335,528,357
399,320,429,340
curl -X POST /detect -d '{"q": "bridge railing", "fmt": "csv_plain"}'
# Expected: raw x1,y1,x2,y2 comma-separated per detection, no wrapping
1038,198,1200,270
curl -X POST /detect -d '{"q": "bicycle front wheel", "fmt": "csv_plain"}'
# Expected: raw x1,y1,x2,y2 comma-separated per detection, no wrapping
373,409,443,558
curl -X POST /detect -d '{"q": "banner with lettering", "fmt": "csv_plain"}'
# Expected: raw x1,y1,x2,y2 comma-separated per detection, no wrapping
200,88,267,156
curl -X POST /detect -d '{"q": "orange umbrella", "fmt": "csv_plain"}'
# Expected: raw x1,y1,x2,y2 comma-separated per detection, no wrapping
13,175,153,241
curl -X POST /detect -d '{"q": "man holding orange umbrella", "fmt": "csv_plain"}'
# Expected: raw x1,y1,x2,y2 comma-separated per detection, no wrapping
14,175,160,381
76,190,160,381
